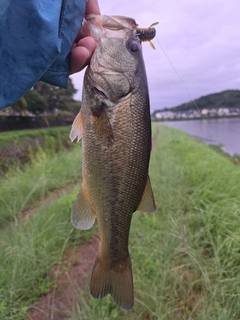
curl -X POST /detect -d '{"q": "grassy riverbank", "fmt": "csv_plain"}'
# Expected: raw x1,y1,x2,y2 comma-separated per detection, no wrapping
0,146,82,226
73,124,240,319
1,125,240,319
0,127,73,176
0,126,84,228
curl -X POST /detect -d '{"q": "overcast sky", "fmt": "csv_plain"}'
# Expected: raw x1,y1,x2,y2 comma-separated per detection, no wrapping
71,0,240,112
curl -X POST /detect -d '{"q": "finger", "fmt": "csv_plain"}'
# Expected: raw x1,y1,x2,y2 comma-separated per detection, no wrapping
75,1,100,43
75,26,88,43
70,36,96,74
85,0,101,15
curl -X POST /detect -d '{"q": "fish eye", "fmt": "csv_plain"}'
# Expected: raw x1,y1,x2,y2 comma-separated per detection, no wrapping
127,41,139,53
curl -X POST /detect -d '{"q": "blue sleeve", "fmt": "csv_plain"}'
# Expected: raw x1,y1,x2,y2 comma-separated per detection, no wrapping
0,0,86,110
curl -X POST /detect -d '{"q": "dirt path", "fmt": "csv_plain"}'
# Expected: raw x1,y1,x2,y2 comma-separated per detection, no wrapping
19,180,100,320
28,237,99,320
19,180,99,319
21,182,76,221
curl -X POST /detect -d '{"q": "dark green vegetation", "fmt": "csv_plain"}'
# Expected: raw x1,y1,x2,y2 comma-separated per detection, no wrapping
0,126,82,226
163,89,240,112
3,78,81,116
0,79,81,132
1,125,240,319
0,127,89,319
0,126,73,176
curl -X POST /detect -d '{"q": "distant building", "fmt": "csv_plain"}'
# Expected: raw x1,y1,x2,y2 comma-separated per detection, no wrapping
152,107,240,121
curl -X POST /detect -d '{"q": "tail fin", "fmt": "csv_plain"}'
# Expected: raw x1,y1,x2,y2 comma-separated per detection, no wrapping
90,254,134,310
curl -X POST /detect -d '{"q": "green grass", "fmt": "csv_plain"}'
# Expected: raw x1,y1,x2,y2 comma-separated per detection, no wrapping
1,124,240,319
0,142,82,226
209,144,240,166
0,187,96,320
0,126,71,147
0,126,74,176
71,124,240,319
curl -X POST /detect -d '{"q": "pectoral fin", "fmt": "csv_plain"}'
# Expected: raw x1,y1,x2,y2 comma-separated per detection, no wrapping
69,110,83,142
137,176,156,212
71,188,96,230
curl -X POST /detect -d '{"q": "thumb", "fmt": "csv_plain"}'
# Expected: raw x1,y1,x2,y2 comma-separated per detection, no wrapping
70,37,96,74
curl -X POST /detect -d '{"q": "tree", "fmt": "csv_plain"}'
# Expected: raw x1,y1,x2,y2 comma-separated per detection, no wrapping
11,96,28,115
33,78,78,113
66,100,82,115
24,90,47,115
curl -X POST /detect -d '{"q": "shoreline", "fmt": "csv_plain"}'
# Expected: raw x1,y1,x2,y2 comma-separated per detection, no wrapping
152,115,240,122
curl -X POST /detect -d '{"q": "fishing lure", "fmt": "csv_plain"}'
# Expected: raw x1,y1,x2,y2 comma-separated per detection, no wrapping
136,22,159,49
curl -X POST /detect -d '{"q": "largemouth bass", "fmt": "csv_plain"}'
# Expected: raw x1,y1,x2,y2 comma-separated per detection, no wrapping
70,14,156,310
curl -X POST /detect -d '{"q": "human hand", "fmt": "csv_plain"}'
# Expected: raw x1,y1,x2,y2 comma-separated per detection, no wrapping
70,0,101,74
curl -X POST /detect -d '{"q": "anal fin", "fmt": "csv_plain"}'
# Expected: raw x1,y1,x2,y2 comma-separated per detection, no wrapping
137,175,156,212
69,110,83,142
71,188,95,230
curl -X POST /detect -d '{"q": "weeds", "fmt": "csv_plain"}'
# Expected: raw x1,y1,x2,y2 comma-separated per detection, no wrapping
0,135,81,226
72,125,240,319
1,125,240,319
0,188,96,320
0,126,73,176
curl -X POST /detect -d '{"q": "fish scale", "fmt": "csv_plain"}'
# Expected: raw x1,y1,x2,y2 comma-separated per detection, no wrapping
70,14,156,310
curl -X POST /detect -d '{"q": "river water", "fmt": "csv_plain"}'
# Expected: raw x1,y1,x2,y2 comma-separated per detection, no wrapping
160,117,240,156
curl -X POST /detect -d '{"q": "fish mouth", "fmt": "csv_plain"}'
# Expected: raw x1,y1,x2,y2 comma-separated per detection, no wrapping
93,85,110,100
92,84,132,106
87,73,114,103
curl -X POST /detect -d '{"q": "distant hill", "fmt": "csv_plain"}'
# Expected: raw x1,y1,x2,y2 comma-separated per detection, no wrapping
164,90,240,112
